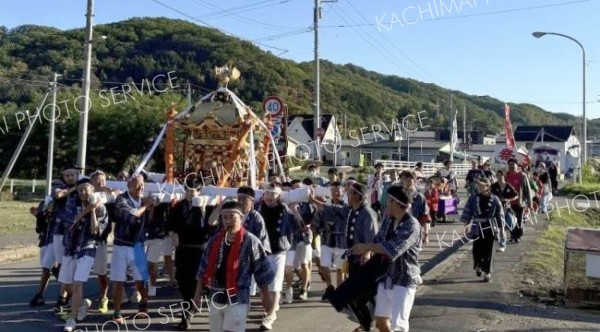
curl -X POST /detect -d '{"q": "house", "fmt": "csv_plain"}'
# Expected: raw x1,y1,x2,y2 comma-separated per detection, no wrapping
438,130,484,144
483,134,497,145
287,114,337,161
511,125,580,172
337,138,447,166
467,144,497,162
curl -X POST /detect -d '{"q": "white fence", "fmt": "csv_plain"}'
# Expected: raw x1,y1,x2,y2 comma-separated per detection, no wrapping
2,179,44,193
375,160,472,176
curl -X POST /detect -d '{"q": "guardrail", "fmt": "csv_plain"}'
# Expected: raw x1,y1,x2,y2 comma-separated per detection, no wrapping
375,160,472,176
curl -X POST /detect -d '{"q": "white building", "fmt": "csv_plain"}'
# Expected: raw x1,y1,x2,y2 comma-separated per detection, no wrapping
505,125,580,173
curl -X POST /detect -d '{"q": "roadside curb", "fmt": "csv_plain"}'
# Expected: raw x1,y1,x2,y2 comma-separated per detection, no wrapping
418,239,473,295
0,245,39,264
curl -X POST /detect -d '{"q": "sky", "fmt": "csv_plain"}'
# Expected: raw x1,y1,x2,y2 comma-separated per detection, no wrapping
1,0,599,124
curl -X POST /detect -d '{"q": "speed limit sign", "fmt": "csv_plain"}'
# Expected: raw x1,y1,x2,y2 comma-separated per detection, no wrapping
263,96,284,116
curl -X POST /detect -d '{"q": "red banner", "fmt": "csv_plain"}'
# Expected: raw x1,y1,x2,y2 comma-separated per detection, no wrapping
504,103,516,148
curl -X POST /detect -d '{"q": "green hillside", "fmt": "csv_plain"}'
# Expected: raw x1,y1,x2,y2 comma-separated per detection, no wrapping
0,17,594,178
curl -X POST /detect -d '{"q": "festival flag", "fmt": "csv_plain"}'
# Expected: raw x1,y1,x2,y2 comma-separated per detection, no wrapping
451,110,458,150
504,103,516,148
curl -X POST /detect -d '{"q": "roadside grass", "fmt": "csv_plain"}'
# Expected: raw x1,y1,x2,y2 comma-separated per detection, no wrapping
521,209,600,291
0,201,37,236
560,182,600,196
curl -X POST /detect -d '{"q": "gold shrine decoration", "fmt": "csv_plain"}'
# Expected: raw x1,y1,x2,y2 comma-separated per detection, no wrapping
257,115,273,183
217,118,254,187
215,64,241,89
164,104,178,183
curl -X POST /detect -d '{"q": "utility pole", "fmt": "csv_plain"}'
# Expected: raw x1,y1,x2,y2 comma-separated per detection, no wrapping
313,0,321,160
46,73,61,196
313,0,336,161
75,0,94,175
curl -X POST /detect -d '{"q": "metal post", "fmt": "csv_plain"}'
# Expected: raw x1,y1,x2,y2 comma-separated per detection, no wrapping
407,130,410,162
333,116,338,167
46,73,60,196
582,46,587,178
449,94,454,163
186,82,192,107
75,0,94,175
0,91,51,192
532,31,586,183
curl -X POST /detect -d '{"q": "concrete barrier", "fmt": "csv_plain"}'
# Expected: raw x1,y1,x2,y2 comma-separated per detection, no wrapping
0,245,39,264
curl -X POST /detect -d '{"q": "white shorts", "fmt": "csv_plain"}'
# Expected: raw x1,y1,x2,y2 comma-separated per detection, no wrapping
285,250,296,267
146,238,174,263
40,245,55,270
110,245,143,282
286,242,312,268
320,246,347,270
52,235,64,265
374,283,416,332
58,255,95,284
208,303,248,332
58,255,75,284
93,243,108,275
267,252,286,292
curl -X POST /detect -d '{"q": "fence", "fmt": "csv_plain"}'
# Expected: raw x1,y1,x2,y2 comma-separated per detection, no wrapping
1,179,46,193
374,160,472,176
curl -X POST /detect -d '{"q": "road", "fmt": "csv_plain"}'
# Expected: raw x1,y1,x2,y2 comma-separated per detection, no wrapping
1,180,597,331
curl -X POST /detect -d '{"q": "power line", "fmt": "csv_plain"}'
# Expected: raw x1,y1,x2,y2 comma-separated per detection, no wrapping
195,0,292,21
321,0,592,28
344,0,441,84
151,0,289,55
190,0,304,30
329,5,416,78
253,27,313,42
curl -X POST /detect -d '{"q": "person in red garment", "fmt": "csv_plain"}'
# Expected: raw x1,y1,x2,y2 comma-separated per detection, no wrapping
504,158,533,243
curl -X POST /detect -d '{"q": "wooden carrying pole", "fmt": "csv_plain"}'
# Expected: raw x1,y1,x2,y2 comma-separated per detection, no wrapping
217,119,253,187
164,104,177,183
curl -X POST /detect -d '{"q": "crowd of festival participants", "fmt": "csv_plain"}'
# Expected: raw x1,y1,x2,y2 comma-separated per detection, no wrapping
27,157,556,332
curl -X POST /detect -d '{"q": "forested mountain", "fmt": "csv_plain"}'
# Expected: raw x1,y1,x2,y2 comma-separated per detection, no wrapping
0,17,595,178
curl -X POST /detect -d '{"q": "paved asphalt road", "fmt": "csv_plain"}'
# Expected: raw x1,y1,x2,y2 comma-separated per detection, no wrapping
1,179,598,331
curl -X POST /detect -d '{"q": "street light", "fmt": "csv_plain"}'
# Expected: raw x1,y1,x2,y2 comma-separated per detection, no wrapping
532,31,586,184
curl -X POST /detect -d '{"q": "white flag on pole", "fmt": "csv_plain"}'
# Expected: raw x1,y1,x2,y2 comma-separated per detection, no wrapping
452,110,458,150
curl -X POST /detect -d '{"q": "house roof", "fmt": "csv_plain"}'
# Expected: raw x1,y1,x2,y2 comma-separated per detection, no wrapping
288,114,333,140
409,141,448,149
469,144,496,152
514,126,573,142
409,131,436,139
359,140,447,149
288,136,301,145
